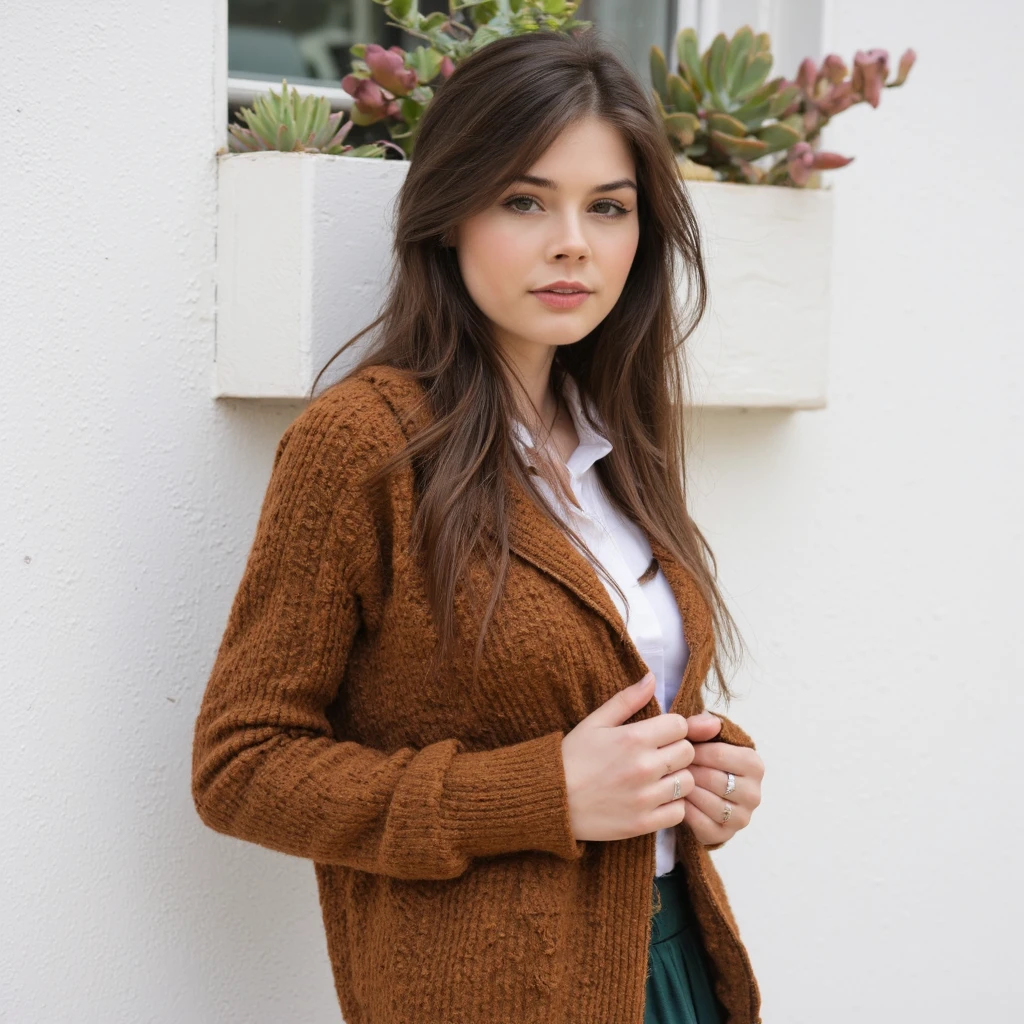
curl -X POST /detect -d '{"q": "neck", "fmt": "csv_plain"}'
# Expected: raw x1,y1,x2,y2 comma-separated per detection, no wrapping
495,335,560,433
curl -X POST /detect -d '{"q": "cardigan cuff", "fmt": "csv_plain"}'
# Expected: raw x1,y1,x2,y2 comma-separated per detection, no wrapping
442,730,587,863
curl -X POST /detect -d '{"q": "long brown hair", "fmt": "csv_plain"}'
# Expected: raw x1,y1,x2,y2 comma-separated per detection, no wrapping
311,29,746,705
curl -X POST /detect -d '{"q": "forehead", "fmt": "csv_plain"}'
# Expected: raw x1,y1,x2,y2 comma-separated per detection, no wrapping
519,116,635,185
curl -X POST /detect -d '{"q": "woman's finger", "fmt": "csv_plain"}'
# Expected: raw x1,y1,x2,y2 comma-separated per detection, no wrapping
688,764,750,806
681,797,732,845
684,780,751,832
690,739,764,779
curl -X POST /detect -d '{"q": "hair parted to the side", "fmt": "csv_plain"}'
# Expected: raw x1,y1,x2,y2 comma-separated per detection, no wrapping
311,28,747,706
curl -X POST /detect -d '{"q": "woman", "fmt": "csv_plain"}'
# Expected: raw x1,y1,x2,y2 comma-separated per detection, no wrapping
192,28,764,1024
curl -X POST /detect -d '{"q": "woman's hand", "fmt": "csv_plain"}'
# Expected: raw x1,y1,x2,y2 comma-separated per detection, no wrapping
559,675,763,848
561,672,700,843
677,712,764,847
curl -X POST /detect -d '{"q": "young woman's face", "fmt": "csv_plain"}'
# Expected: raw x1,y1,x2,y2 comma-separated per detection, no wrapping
452,114,640,363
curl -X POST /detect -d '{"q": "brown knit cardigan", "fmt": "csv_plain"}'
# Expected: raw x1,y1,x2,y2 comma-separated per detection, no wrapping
191,363,762,1023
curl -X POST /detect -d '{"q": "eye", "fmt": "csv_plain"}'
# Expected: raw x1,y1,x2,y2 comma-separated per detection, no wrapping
500,195,632,218
503,194,540,214
592,199,630,217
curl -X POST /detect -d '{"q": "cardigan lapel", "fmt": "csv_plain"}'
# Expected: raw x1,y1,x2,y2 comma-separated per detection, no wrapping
361,364,715,715
504,467,715,716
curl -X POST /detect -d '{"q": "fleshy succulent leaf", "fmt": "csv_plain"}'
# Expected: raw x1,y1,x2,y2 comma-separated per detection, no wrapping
730,77,782,121
707,112,747,137
706,32,729,104
891,48,915,86
710,130,768,159
663,111,700,146
667,73,698,114
754,121,803,155
811,150,854,169
737,51,773,99
725,26,755,98
676,28,705,96
650,45,669,102
767,82,802,118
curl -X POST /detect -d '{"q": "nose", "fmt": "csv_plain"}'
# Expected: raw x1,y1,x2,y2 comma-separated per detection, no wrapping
546,210,592,261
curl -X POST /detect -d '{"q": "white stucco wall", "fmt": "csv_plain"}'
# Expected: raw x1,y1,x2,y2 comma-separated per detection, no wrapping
2,2,1020,1022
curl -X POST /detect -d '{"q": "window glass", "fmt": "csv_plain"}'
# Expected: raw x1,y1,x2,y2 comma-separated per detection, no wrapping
576,0,676,86
229,0,389,89
229,0,676,91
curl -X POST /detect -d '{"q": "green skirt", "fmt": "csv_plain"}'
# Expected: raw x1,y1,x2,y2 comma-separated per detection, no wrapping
644,864,727,1024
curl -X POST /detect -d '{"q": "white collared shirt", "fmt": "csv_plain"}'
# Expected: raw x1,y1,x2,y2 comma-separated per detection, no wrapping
512,373,690,876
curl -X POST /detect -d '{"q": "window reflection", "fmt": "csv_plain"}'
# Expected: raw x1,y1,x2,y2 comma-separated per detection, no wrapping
228,0,674,89
227,0,675,150
229,0,444,88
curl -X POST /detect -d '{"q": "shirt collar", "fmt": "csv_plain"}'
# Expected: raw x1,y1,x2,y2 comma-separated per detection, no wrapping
512,373,613,478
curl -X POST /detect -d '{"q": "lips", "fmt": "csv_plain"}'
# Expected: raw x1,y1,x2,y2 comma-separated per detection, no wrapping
530,281,591,294
531,289,591,310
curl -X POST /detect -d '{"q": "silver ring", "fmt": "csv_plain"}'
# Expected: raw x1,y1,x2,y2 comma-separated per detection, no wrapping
720,802,732,824
723,772,736,797
672,776,682,800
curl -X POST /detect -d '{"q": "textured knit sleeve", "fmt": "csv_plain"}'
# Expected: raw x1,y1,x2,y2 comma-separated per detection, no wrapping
190,381,586,881
701,711,757,852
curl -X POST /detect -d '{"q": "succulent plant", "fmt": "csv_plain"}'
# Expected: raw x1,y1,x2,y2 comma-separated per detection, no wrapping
650,26,804,183
650,25,915,187
776,47,915,185
342,0,592,158
223,80,405,158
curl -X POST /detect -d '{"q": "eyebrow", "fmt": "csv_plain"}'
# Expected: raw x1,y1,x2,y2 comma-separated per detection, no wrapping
506,173,638,194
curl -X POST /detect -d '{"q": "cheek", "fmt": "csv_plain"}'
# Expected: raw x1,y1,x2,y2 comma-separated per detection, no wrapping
457,218,532,309
600,224,640,287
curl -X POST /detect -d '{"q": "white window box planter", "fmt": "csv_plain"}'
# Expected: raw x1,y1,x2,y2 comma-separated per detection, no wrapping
214,151,833,408
681,178,833,409
214,152,408,401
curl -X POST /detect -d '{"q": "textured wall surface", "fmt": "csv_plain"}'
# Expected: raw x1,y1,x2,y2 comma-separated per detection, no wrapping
1,1,1020,1022
696,3,1024,1021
